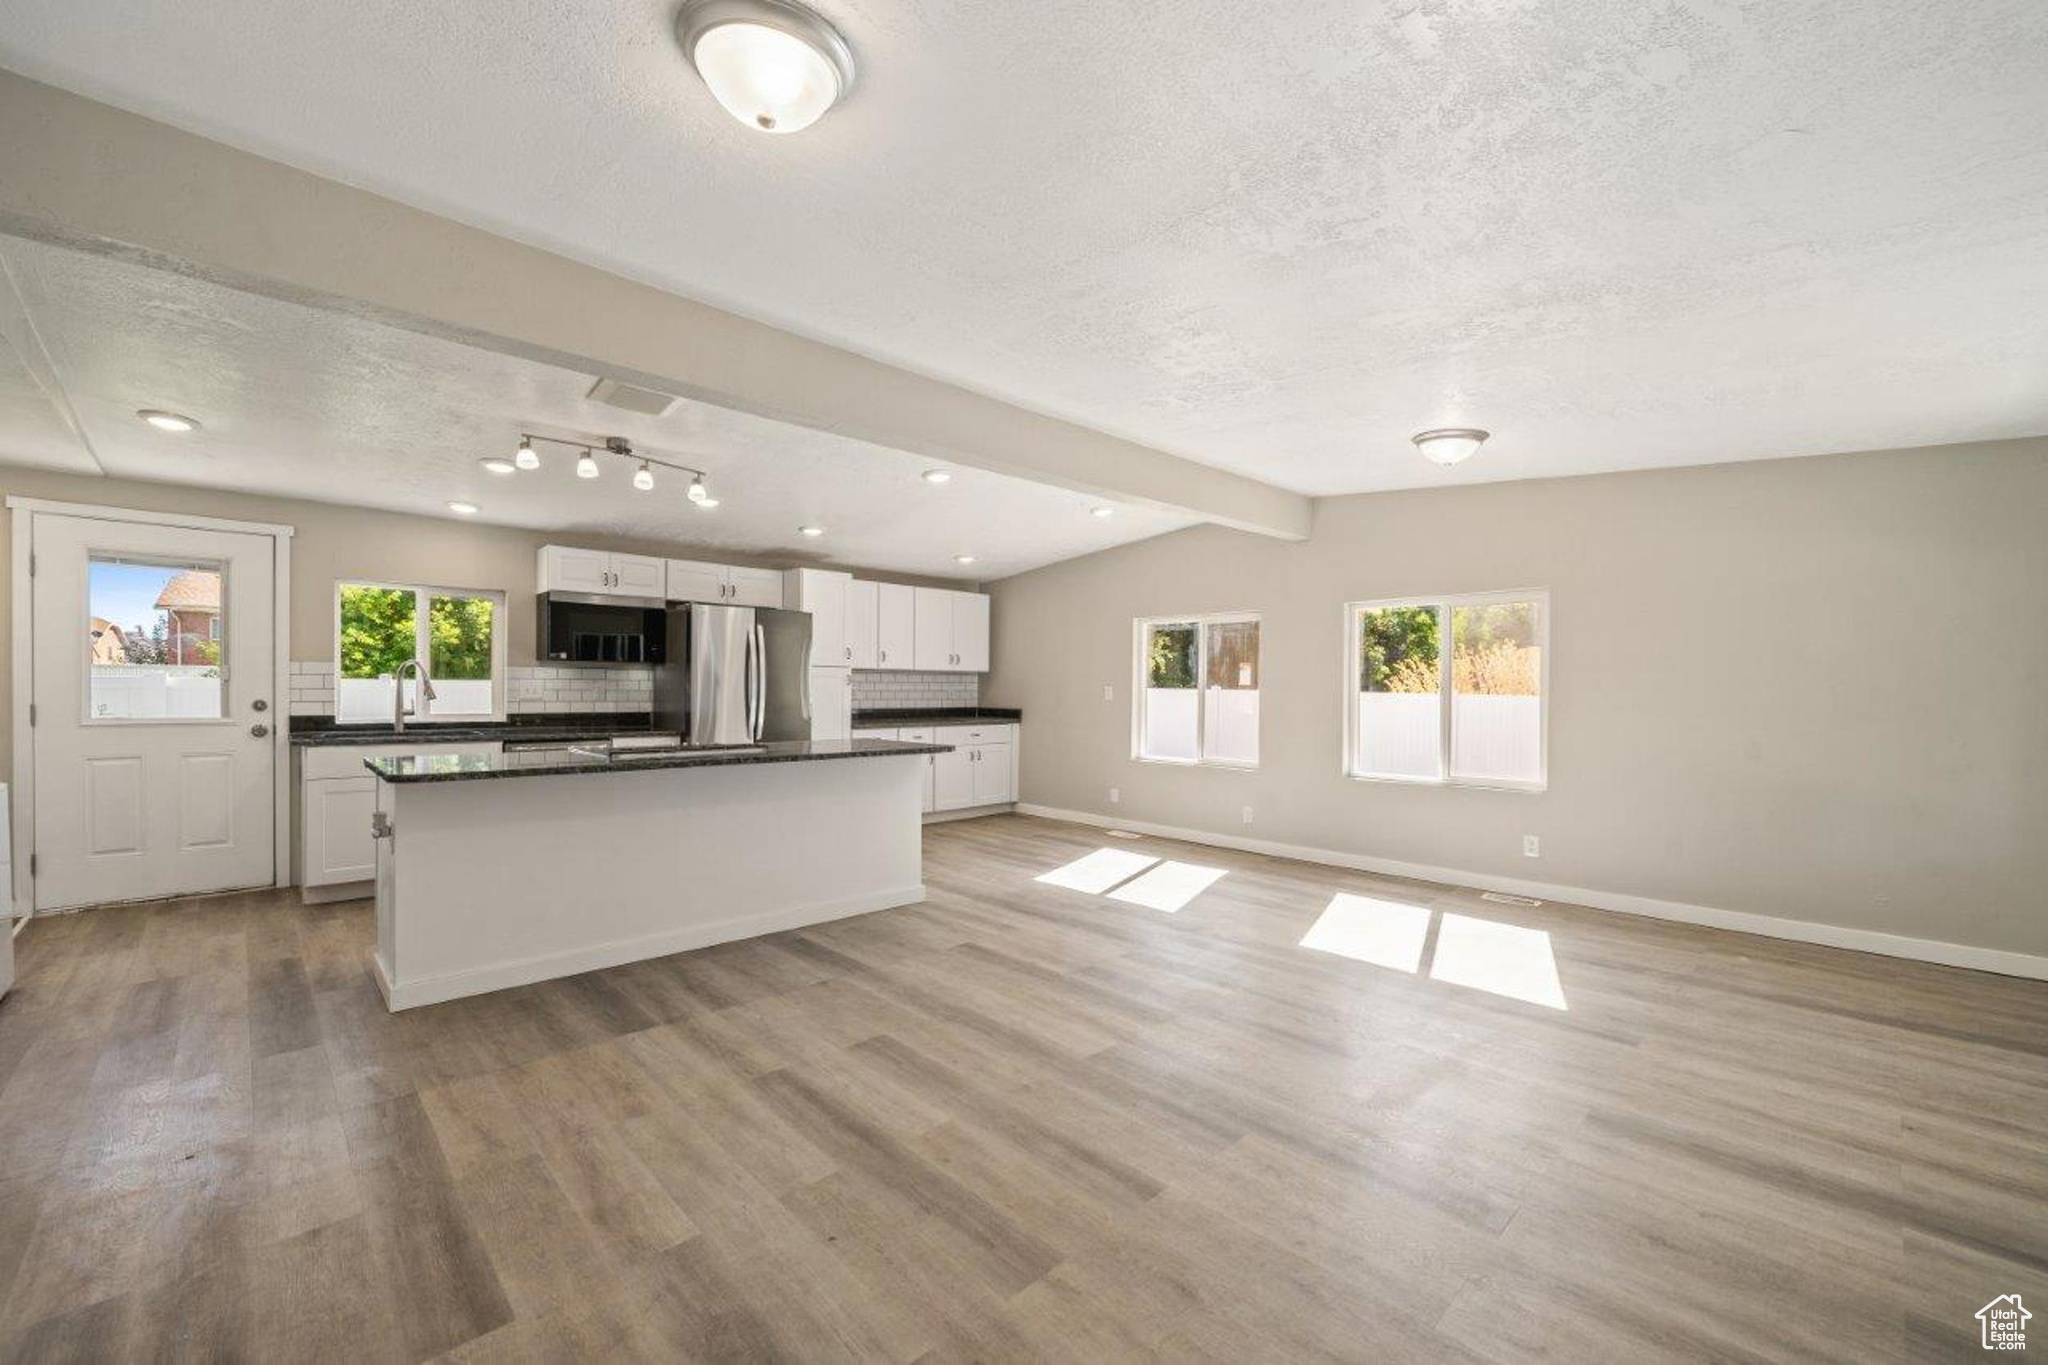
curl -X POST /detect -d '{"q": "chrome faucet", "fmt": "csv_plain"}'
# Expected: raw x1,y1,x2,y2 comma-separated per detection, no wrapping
392,658,438,733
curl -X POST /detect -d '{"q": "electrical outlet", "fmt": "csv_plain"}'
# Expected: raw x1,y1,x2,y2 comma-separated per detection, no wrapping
1241,805,1255,825
1109,786,1121,805
1522,835,1541,858
1102,684,1114,701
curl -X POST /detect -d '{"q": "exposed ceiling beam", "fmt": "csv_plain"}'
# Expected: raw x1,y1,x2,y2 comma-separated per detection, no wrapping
0,69,1311,540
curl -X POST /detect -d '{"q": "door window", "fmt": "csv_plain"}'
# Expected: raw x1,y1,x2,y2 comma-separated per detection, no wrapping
86,556,227,720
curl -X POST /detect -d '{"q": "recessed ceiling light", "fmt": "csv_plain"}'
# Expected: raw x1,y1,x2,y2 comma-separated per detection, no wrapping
575,449,601,479
798,525,825,537
677,0,856,135
954,554,977,565
138,409,199,433
1411,427,1490,467
1090,506,1114,519
514,438,540,470
479,457,517,475
921,469,952,485
447,501,480,516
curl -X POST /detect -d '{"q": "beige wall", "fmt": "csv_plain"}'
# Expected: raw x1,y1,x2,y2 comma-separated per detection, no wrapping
0,464,963,780
984,439,2048,958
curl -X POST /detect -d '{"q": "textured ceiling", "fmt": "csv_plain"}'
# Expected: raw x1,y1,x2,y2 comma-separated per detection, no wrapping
0,238,1192,579
2,1,2046,495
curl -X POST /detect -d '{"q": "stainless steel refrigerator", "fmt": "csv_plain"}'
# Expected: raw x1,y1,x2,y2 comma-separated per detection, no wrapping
653,604,814,744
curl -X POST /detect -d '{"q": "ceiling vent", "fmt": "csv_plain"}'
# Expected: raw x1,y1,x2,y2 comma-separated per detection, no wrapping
587,376,678,416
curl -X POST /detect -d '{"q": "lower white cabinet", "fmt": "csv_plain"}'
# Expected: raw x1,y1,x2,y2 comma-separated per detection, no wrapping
930,723,1017,812
299,741,500,900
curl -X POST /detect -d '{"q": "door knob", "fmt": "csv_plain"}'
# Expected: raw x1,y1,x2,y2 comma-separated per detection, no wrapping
252,698,269,712
250,723,271,738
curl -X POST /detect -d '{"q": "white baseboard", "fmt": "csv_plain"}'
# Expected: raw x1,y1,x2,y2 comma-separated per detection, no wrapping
922,803,1017,825
1014,804,2048,982
375,883,927,1011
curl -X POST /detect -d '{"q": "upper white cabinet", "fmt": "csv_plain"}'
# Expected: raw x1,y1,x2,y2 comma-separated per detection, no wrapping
876,583,915,670
809,666,852,739
785,568,853,667
846,580,879,669
666,559,785,608
912,587,991,672
538,545,665,598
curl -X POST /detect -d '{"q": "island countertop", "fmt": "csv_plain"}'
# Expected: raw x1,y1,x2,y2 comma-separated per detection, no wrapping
366,736,950,783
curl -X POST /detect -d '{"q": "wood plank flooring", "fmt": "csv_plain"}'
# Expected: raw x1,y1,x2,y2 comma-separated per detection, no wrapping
0,812,2042,1362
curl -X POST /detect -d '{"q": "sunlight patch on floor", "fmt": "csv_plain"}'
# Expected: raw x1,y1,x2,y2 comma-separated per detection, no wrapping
1106,860,1229,913
1429,912,1568,1010
1035,847,1161,893
1298,894,1433,972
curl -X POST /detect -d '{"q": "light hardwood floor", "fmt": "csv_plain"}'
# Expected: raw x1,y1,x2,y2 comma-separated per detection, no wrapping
0,813,2042,1362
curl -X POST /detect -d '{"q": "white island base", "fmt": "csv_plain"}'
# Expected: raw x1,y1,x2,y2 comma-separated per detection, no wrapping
371,751,927,1010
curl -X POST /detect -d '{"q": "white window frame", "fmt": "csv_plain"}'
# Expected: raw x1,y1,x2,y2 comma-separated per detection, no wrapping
1343,589,1549,792
334,580,508,724
1131,611,1261,770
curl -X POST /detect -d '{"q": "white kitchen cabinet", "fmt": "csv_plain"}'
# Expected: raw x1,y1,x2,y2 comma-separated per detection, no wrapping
876,583,915,670
787,568,853,667
881,727,938,812
913,587,954,670
300,740,501,901
953,592,991,672
808,666,852,739
539,545,665,598
911,587,992,672
726,566,784,608
846,580,879,669
667,559,785,607
932,746,975,811
930,723,1018,811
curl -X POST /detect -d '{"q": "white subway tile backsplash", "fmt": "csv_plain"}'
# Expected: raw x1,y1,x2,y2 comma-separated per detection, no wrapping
286,661,653,717
851,670,979,710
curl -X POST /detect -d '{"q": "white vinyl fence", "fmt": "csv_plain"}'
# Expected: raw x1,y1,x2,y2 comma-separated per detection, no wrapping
1355,693,1541,783
90,665,222,719
1142,688,1259,764
337,677,494,723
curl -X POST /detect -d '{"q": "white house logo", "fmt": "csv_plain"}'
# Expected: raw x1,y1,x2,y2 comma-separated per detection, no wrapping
1979,1295,2030,1351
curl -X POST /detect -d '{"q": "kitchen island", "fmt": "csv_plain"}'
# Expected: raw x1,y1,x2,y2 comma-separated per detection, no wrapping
365,737,948,1010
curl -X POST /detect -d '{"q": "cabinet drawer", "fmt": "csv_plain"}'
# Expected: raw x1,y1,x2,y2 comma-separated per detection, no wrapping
896,726,935,743
301,741,500,780
934,724,1010,748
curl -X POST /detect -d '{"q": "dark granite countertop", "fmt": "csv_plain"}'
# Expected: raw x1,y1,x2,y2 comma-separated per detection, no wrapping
850,707,1021,731
290,715,656,747
367,737,950,783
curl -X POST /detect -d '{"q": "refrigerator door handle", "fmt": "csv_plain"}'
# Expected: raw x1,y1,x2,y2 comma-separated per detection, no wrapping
750,623,766,740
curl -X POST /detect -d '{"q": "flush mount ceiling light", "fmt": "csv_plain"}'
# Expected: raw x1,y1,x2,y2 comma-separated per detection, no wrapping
138,409,199,433
447,501,480,516
798,525,825,537
514,437,540,470
676,0,855,135
921,469,952,485
479,457,517,475
1411,428,1490,467
954,554,977,566
1090,506,1114,519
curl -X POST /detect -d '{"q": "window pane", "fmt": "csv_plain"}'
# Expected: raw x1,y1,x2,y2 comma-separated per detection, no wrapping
1141,622,1198,760
1449,600,1543,784
87,557,226,719
1355,605,1441,779
1201,619,1259,764
337,584,417,723
428,594,496,716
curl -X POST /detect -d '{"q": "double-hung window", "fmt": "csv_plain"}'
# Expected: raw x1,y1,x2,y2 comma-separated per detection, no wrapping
1134,614,1260,767
335,581,506,723
1347,591,1547,789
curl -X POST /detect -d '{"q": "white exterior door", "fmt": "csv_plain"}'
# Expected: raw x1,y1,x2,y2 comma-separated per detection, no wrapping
30,512,279,910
